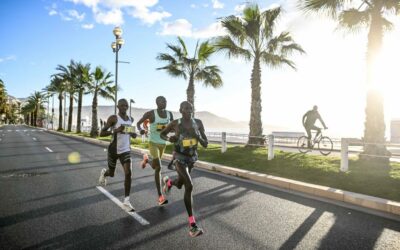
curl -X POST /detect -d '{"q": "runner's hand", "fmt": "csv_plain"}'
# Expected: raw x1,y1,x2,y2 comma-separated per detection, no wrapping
140,129,146,135
169,135,178,143
130,132,137,138
114,125,124,134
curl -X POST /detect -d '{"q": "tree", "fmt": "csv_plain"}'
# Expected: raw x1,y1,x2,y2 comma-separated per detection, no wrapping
45,76,66,130
300,0,399,160
0,79,8,116
27,91,46,127
156,37,223,112
20,99,36,125
215,4,305,145
73,62,91,133
88,66,114,137
55,60,77,132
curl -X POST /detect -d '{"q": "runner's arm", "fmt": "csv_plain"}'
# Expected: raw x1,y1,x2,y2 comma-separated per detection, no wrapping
195,119,208,148
160,121,178,143
136,111,153,135
100,115,119,136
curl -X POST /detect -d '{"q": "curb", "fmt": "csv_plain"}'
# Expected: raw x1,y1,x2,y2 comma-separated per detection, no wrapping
45,129,400,218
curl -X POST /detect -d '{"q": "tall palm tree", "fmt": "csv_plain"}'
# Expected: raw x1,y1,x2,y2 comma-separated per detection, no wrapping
45,76,66,130
72,62,91,133
156,37,223,112
0,79,7,115
215,4,305,145
55,60,77,132
27,91,46,127
20,99,36,125
300,0,399,159
88,66,114,137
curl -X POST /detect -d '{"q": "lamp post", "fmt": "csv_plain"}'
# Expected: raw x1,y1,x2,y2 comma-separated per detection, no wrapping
129,99,135,119
111,26,125,115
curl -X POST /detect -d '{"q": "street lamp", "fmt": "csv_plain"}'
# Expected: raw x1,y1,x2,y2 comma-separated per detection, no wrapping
129,99,135,119
111,26,125,115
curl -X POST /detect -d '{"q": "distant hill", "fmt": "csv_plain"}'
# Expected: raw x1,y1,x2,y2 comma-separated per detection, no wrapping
52,105,288,134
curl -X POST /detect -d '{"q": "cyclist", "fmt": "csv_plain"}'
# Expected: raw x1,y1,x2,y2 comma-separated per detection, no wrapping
302,105,327,148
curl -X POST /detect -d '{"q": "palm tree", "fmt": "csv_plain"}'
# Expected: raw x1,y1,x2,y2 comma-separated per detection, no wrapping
45,76,66,130
74,62,91,133
0,79,7,116
88,66,114,137
27,91,46,127
300,0,399,159
55,60,77,132
156,37,223,112
20,100,36,125
215,4,305,145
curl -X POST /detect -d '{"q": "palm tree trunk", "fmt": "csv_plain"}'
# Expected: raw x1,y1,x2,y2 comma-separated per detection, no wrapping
362,6,389,161
248,55,263,145
76,89,83,133
30,112,34,126
34,108,38,127
90,91,98,138
58,94,63,131
186,74,195,113
67,93,73,132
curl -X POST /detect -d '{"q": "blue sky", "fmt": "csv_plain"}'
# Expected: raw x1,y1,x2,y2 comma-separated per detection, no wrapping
1,0,400,137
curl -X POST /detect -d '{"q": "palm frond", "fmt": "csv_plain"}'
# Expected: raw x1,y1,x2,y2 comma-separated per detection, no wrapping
195,65,223,88
197,40,216,62
338,8,370,32
220,15,247,46
262,7,281,39
214,36,252,61
301,0,345,18
260,52,297,70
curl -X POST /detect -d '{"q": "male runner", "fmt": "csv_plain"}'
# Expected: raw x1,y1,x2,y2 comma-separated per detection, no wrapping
136,96,173,206
160,101,208,237
98,99,137,211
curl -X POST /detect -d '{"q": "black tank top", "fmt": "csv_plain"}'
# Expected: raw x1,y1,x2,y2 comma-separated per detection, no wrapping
174,118,199,157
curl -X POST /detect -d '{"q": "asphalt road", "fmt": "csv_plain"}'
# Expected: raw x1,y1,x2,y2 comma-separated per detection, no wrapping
1,124,400,249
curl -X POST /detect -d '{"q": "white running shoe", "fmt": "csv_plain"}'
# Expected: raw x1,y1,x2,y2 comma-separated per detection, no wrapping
98,168,107,186
123,198,135,212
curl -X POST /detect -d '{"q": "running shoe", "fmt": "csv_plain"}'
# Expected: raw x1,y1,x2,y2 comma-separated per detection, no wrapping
162,176,171,195
189,224,203,237
123,199,135,212
158,195,168,206
98,168,107,186
140,154,149,169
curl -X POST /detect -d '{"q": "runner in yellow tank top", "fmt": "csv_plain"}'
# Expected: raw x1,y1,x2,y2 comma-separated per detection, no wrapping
136,96,174,206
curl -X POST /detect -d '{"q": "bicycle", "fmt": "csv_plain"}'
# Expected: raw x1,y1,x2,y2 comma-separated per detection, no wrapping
297,131,333,156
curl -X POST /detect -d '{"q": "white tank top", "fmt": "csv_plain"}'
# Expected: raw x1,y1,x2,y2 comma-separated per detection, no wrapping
115,115,132,154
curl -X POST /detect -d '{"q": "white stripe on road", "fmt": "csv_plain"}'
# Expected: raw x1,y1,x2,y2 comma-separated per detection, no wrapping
32,137,37,141
96,186,150,225
45,147,53,152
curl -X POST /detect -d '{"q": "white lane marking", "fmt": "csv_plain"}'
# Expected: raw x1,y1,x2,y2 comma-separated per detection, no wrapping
32,137,37,141
45,147,53,152
23,130,27,132
7,130,11,132
96,186,150,226
16,130,20,132
0,138,2,141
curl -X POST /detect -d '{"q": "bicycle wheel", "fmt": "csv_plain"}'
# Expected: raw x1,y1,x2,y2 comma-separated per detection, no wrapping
318,136,333,155
297,136,309,153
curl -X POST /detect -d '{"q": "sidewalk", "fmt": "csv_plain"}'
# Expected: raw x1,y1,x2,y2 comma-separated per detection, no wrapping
45,129,400,219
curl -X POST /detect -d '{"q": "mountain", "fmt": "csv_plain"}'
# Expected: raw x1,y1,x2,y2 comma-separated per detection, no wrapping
51,105,288,134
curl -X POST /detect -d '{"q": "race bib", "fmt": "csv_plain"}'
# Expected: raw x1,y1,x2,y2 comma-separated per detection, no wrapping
156,123,167,131
182,138,197,147
123,125,135,133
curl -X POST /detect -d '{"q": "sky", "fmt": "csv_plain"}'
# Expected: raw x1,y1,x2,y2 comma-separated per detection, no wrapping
1,0,400,138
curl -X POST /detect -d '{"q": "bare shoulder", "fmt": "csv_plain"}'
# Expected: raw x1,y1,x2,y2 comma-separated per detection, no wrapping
107,115,118,124
194,118,204,128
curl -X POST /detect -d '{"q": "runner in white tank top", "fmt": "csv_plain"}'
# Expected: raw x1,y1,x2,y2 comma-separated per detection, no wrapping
98,99,138,211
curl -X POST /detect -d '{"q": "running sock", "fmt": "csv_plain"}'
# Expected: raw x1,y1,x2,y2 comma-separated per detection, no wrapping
124,196,130,202
189,216,196,225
